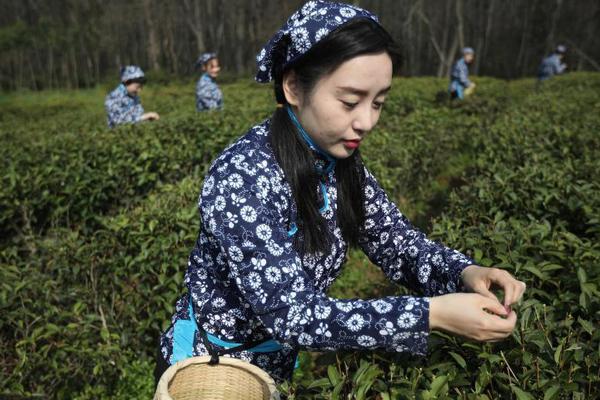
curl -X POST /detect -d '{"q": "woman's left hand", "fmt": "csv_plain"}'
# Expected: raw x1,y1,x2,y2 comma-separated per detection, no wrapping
461,265,526,310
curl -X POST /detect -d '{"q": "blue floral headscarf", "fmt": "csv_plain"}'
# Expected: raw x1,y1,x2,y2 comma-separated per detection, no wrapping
255,0,380,83
120,65,145,82
196,52,217,68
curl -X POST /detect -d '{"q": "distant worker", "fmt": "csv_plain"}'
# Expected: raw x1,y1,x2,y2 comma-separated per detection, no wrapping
538,45,567,82
449,47,476,100
195,52,223,111
105,65,160,128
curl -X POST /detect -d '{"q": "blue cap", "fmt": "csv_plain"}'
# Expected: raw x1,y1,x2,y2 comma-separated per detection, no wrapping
196,52,217,67
556,45,567,54
462,47,474,55
255,1,380,83
120,65,145,82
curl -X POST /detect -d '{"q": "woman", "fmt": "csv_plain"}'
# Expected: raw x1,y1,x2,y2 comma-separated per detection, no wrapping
104,65,159,128
157,1,525,383
195,52,223,111
449,47,476,100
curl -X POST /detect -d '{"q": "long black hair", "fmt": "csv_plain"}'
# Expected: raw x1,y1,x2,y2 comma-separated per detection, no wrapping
269,18,400,255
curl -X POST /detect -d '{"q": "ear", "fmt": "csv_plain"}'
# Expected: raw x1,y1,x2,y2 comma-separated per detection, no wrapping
282,70,301,107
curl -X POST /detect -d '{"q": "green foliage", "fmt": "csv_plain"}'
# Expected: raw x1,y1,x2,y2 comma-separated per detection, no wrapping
1,73,599,399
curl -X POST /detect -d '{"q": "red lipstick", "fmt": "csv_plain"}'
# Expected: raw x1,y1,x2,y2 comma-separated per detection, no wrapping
343,139,361,149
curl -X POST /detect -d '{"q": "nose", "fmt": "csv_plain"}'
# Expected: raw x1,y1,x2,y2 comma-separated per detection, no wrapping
352,104,378,135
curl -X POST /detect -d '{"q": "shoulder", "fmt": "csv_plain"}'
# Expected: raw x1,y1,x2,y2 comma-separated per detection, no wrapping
105,85,128,103
206,120,285,189
200,120,291,215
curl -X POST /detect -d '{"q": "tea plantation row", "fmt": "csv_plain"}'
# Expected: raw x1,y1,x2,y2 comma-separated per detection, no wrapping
1,74,598,399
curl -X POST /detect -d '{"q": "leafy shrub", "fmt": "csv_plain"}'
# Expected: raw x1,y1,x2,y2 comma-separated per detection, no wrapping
1,73,599,399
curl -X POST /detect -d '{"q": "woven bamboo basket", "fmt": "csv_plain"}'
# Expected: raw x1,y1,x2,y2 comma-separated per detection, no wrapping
153,356,280,400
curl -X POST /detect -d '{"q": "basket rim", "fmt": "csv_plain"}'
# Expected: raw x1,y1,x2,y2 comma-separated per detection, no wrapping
154,355,279,400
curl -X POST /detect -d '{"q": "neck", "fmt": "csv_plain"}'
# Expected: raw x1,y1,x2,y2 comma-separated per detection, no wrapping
286,105,336,175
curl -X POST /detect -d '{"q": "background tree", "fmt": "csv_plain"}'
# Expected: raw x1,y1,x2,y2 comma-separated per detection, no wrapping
0,0,598,90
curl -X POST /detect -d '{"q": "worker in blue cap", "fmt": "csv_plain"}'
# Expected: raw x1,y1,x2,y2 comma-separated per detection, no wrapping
104,65,160,128
449,47,476,100
538,45,567,82
195,52,223,111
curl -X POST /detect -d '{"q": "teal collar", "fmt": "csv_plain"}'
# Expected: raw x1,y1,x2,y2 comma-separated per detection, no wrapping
286,105,336,175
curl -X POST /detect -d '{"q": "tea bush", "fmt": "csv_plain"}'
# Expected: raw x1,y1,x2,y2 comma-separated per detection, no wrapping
1,73,598,399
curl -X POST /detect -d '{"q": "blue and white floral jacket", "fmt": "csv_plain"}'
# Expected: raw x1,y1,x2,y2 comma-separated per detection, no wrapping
104,84,144,128
196,73,223,111
159,120,474,381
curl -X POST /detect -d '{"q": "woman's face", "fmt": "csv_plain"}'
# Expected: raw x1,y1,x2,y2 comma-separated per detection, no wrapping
285,52,393,159
204,58,221,78
125,82,143,96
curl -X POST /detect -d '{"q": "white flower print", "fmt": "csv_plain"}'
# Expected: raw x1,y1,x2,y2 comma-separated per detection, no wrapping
214,195,226,211
256,224,272,240
315,27,329,42
202,176,215,197
298,332,313,345
230,193,246,207
290,27,311,52
366,203,378,216
222,313,236,327
246,272,262,289
265,266,282,283
301,1,317,14
266,240,283,256
240,205,257,223
432,253,443,267
335,302,354,313
372,300,393,314
380,232,390,245
257,175,270,192
357,335,377,347
211,297,226,308
256,48,266,62
228,173,243,189
364,185,375,199
339,7,357,18
378,320,395,336
224,212,238,228
291,277,306,292
231,154,245,165
251,255,267,270
228,246,243,262
397,312,417,328
418,263,431,283
315,322,332,338
408,245,419,258
346,314,365,332
315,304,331,319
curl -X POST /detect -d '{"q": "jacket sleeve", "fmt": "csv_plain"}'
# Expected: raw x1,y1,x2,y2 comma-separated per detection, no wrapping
358,168,475,296
199,164,431,355
551,56,566,75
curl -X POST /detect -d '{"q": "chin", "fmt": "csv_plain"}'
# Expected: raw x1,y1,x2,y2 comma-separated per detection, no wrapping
331,147,355,159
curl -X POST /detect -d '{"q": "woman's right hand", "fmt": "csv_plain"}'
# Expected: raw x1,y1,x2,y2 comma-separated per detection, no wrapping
142,112,160,121
429,293,517,341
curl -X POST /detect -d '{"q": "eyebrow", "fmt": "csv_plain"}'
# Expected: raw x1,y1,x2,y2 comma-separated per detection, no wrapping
336,86,392,96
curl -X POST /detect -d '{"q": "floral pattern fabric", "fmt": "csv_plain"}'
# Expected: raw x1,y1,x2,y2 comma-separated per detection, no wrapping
196,73,223,111
450,58,471,89
255,1,380,83
159,120,474,382
120,65,145,82
104,84,144,128
538,54,566,81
